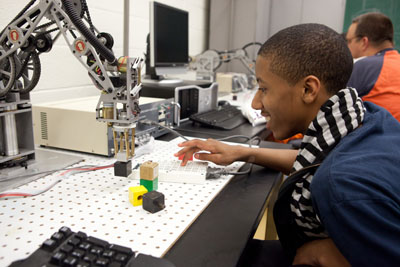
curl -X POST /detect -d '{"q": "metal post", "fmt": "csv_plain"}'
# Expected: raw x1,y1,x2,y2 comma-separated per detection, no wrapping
123,0,130,57
2,105,19,156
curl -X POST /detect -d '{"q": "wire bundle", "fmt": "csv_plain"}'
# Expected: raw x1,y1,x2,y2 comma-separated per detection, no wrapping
0,164,114,199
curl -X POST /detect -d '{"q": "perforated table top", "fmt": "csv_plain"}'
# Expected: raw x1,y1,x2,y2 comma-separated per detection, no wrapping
0,138,244,266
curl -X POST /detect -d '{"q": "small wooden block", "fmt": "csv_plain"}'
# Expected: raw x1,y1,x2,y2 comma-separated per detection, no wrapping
140,161,159,180
128,185,148,206
140,177,158,192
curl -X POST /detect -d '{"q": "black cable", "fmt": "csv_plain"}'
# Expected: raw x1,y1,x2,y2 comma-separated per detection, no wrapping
242,41,262,50
139,119,262,178
35,21,56,31
61,0,116,64
81,0,95,34
69,30,77,39
42,27,60,36
0,163,115,183
209,135,261,177
140,120,189,141
0,0,37,36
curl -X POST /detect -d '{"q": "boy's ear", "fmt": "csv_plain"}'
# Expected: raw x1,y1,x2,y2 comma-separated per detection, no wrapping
301,75,321,104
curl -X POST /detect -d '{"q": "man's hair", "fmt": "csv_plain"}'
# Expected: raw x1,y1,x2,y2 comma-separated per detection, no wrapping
258,23,353,94
352,12,393,45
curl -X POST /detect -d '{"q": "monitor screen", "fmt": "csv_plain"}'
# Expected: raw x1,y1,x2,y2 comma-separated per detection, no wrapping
149,1,189,76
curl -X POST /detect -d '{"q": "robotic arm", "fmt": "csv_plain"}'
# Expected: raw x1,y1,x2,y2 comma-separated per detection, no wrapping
192,42,262,82
0,0,142,176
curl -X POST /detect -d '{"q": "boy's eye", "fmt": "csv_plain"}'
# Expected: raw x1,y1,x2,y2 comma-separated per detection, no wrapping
259,88,267,93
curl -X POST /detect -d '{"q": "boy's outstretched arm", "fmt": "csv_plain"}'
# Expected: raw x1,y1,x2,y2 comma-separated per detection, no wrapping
174,138,298,175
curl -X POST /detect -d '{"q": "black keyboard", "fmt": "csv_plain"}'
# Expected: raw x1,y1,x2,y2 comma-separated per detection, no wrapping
8,226,175,267
189,105,247,130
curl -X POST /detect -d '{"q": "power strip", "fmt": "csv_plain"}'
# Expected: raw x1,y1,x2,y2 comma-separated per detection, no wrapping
132,159,208,184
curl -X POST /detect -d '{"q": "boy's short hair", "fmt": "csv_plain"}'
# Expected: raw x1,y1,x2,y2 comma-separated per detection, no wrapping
352,12,393,45
258,23,353,94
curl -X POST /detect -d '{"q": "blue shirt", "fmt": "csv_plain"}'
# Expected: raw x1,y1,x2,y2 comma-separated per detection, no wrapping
311,102,400,266
347,48,400,122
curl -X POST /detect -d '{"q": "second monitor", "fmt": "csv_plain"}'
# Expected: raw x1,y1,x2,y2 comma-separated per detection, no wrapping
146,1,189,81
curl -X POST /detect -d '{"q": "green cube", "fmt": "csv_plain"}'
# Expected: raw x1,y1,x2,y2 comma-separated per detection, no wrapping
140,177,158,192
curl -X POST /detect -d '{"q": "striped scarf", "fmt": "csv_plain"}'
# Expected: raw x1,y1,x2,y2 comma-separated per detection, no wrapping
290,87,365,237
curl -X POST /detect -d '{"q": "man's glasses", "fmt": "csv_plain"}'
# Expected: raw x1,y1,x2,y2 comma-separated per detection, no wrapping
346,36,361,44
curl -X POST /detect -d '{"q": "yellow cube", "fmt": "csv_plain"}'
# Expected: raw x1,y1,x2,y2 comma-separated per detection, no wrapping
140,161,159,181
129,185,148,206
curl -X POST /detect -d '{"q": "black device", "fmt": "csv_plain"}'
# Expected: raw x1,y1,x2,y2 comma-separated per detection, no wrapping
135,98,175,144
146,1,189,80
189,105,247,130
143,191,166,213
174,83,218,123
8,226,176,267
218,100,230,106
140,79,212,99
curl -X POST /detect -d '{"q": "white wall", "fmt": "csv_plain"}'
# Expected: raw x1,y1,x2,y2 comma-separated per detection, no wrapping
269,0,346,36
210,0,346,73
0,0,209,103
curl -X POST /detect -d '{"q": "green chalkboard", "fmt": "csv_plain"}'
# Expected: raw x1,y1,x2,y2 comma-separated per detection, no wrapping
343,0,400,51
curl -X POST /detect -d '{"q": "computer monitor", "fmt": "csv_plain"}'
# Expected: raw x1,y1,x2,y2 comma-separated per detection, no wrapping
146,1,189,81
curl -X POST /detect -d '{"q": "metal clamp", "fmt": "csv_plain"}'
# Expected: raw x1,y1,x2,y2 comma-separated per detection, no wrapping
171,101,181,127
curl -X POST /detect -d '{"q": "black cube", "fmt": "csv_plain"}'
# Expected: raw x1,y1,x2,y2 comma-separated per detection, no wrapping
114,160,132,177
143,191,165,213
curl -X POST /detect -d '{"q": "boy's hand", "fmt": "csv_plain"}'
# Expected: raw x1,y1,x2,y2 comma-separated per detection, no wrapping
174,138,241,166
293,238,350,267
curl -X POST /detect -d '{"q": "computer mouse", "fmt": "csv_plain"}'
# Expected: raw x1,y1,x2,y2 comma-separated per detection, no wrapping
218,100,230,106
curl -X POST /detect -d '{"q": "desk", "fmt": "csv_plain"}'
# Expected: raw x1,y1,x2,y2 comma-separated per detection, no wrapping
160,127,288,267
0,130,283,267
164,163,281,267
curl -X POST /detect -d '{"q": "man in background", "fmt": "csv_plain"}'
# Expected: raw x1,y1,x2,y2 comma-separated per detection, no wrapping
346,12,400,122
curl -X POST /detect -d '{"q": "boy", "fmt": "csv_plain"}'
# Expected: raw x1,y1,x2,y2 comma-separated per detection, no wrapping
175,23,400,266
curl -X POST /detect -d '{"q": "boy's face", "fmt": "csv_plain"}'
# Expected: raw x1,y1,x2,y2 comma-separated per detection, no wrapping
252,55,309,140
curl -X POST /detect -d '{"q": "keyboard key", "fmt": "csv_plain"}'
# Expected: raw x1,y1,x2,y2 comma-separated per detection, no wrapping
67,237,81,247
63,256,78,267
90,246,103,255
51,232,64,242
50,251,66,264
71,248,85,259
78,242,91,251
108,244,134,255
76,262,90,267
86,236,109,248
115,253,128,262
102,250,115,258
59,226,72,236
75,231,87,240
60,244,74,254
82,253,96,263
41,238,58,252
95,257,110,266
